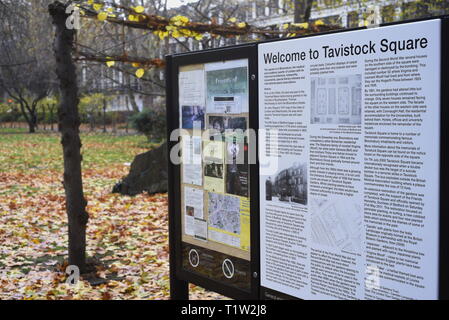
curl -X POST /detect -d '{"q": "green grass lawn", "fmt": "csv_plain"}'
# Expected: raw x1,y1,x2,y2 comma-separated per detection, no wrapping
0,129,156,173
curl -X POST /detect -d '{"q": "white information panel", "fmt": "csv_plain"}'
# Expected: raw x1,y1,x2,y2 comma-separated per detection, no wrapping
258,20,441,300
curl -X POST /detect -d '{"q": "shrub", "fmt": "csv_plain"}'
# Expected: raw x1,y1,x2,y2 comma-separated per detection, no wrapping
0,112,19,122
130,109,166,141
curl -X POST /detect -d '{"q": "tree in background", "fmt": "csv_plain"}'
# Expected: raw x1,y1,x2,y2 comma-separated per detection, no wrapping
78,93,113,131
0,0,55,133
0,99,19,126
293,0,449,26
37,96,58,131
0,102,12,125
294,0,314,23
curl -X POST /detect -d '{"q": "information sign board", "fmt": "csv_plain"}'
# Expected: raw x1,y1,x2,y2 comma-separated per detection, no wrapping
167,17,449,300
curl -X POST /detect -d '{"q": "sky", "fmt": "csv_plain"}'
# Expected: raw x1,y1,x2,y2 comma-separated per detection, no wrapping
166,0,197,9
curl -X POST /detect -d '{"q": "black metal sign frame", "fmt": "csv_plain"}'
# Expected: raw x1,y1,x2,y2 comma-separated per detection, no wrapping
166,44,260,300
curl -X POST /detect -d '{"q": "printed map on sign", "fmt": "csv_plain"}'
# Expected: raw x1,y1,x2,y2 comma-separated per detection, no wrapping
209,193,240,234
207,193,250,251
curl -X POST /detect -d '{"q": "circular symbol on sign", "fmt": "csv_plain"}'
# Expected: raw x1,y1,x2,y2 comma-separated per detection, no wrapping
189,249,199,268
222,259,235,279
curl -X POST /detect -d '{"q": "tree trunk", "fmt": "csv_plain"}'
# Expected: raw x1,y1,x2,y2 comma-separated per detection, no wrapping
27,112,37,133
42,105,47,131
89,114,95,132
18,102,35,133
294,0,314,23
29,122,36,133
125,116,129,134
128,89,140,113
103,99,107,133
32,111,38,132
49,1,88,273
50,105,55,131
112,112,117,134
125,73,140,113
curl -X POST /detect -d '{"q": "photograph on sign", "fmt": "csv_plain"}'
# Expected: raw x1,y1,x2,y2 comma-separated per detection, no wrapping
264,161,307,205
181,105,205,129
207,115,247,142
258,19,441,300
203,140,225,193
226,141,249,198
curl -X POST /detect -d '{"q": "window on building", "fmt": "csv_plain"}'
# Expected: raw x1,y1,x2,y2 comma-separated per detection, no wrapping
347,11,359,28
381,5,396,24
402,2,430,20
256,0,265,17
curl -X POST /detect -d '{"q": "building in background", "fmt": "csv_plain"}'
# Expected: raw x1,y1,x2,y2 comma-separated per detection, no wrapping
81,0,448,114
